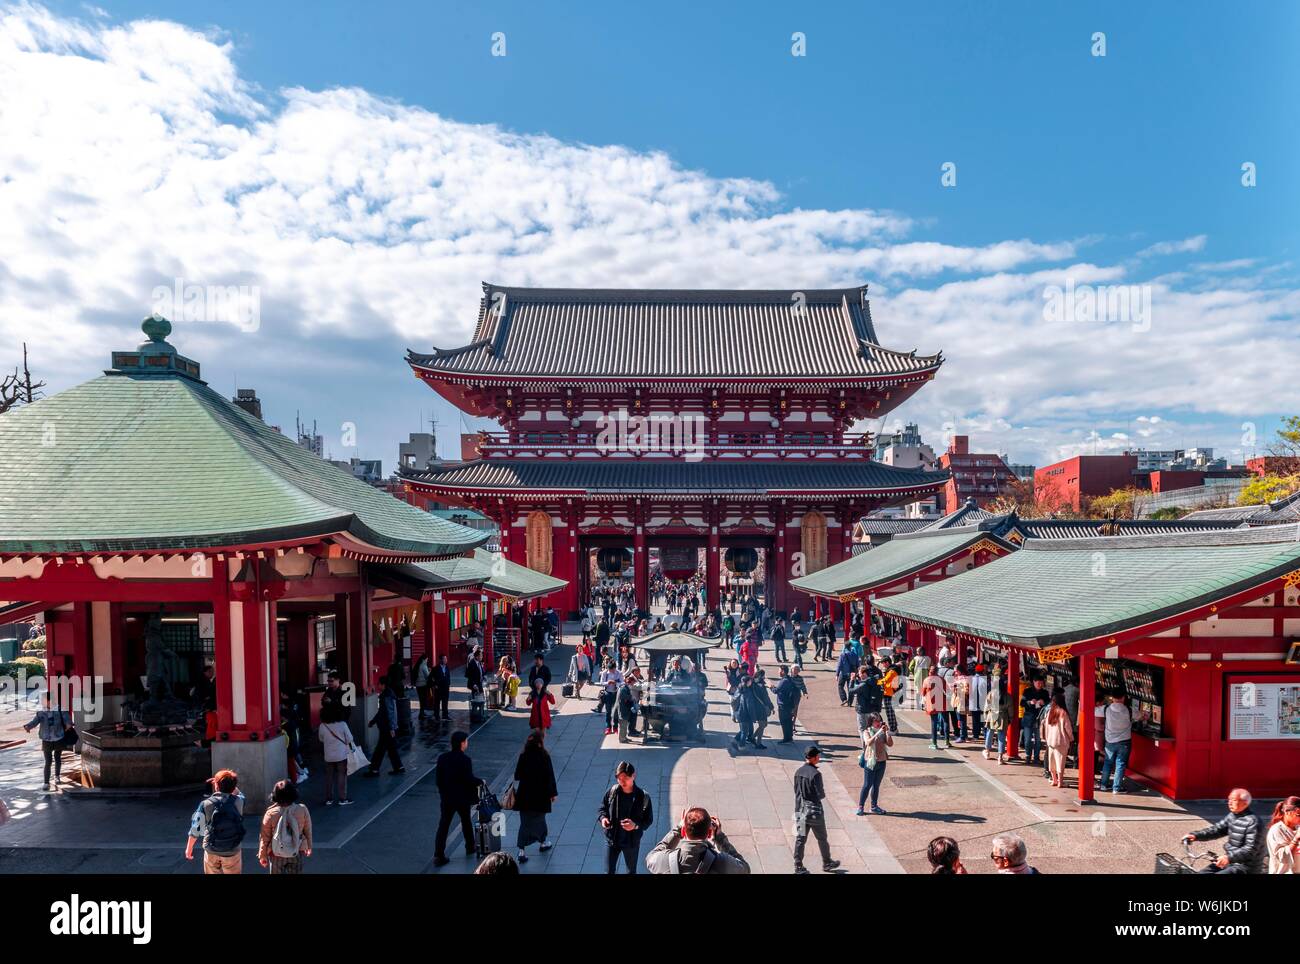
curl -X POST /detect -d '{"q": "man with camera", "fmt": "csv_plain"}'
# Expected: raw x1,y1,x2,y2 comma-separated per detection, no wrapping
645,806,750,874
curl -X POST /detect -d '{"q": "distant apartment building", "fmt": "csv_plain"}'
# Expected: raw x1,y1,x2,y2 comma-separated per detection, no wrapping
937,436,1015,510
398,431,440,472
877,422,940,515
231,388,263,421
330,457,384,485
1001,456,1036,482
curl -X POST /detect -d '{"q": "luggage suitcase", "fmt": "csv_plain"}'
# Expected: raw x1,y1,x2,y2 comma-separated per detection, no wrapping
562,683,575,698
475,818,501,857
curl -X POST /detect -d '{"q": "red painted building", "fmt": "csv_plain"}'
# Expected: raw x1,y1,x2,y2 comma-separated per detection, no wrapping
1034,454,1137,511
876,526,1300,801
403,284,950,618
0,318,562,807
937,436,1015,511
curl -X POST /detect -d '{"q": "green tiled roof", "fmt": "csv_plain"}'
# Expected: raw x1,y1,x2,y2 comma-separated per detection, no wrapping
791,526,1008,598
872,526,1300,649
398,549,566,600
0,372,488,557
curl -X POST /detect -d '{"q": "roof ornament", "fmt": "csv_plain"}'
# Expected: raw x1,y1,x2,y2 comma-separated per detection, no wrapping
108,313,203,381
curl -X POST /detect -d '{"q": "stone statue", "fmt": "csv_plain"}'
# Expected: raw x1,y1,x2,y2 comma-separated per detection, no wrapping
143,614,176,702
139,614,190,726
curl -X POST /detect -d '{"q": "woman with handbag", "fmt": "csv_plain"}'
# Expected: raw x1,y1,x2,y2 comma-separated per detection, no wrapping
23,692,73,793
510,728,557,863
318,713,357,806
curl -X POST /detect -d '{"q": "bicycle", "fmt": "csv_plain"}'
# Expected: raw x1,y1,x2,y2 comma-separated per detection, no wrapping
1154,838,1219,874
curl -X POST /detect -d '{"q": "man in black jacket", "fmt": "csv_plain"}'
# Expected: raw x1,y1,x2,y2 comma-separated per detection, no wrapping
1183,788,1266,874
847,665,883,734
430,655,452,721
772,666,803,744
432,730,484,867
792,745,841,875
527,652,552,694
598,760,654,874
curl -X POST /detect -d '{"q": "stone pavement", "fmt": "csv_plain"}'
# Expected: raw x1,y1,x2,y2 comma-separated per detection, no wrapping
0,615,1249,875
426,636,902,875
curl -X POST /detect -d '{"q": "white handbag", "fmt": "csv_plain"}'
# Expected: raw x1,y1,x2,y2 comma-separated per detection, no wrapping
347,743,369,776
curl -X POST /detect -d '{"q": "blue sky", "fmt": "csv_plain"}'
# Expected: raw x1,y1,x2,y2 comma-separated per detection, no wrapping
5,0,1299,468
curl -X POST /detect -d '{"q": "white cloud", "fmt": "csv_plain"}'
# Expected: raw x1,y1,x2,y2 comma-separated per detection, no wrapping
1137,235,1208,258
0,3,1296,468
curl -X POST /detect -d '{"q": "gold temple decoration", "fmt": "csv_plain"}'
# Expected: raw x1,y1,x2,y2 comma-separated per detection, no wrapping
1281,569,1300,590
969,539,1004,556
1038,644,1073,664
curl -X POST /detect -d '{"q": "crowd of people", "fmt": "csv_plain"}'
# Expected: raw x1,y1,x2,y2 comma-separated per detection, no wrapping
169,585,1300,878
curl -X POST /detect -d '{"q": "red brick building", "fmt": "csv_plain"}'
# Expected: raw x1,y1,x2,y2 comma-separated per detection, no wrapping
937,436,1015,510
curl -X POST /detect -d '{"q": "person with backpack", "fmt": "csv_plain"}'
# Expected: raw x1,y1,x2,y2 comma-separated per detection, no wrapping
365,678,405,776
258,779,313,874
645,806,750,874
792,625,808,669
598,760,654,874
318,711,357,807
792,745,841,875
185,769,247,874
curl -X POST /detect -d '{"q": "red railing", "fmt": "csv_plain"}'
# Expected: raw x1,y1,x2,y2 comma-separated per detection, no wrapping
470,430,875,458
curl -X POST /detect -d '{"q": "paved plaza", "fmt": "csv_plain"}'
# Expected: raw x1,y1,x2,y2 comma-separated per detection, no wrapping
0,613,1235,875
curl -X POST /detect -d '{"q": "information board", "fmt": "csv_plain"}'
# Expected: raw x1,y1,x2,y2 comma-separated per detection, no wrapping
1228,681,1300,740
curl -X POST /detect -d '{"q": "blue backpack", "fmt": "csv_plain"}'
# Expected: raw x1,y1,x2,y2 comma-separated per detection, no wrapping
206,794,246,853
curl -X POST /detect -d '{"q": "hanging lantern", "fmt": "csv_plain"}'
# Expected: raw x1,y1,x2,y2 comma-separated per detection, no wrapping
596,547,632,577
724,547,758,574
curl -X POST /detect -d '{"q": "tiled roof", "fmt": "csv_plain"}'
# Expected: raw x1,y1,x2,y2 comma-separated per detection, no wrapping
873,524,1300,649
0,372,489,557
793,523,1014,598
1183,490,1300,524
402,458,950,496
387,549,566,601
407,283,942,380
1014,518,1246,539
855,517,937,535
923,500,995,530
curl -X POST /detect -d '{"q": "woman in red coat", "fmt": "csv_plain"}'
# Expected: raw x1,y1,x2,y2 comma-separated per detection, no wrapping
526,677,555,730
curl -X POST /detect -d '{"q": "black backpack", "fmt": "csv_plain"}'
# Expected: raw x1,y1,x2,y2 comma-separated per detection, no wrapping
206,794,246,853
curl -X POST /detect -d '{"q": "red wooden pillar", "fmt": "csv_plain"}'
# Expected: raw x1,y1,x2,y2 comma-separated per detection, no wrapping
706,526,720,612
211,570,236,734
1006,649,1021,760
633,518,648,613
863,597,873,649
843,596,852,641
772,506,789,614
1078,652,1096,802
419,596,436,661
